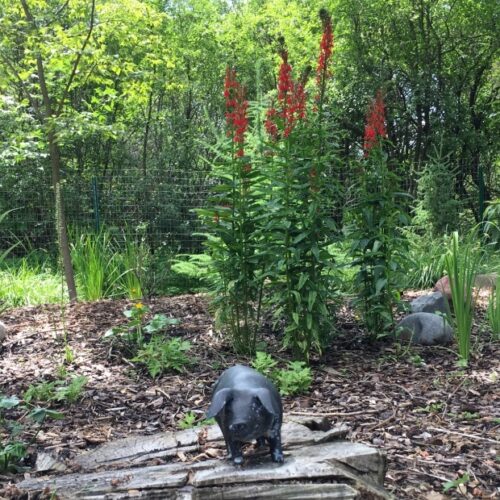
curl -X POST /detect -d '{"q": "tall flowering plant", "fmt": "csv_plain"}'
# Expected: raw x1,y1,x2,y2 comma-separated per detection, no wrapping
262,10,338,360
200,10,340,360
197,67,264,354
347,90,408,337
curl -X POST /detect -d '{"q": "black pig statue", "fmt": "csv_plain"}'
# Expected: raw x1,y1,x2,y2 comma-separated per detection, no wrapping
206,365,284,465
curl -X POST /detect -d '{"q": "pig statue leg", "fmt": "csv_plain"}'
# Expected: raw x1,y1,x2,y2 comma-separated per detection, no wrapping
227,439,244,465
269,435,284,463
268,422,284,463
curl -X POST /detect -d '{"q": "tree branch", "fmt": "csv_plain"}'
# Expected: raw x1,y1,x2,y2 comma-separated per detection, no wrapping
56,0,96,117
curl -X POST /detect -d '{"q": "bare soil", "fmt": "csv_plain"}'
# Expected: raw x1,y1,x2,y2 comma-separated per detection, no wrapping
0,292,498,499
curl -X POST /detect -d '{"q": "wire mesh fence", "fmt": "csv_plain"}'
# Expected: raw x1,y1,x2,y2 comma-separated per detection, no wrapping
1,162,211,257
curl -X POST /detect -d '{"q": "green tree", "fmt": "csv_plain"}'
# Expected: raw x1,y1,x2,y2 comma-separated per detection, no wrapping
333,0,499,220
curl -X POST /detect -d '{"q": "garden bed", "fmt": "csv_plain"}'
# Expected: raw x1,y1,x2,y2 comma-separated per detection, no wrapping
0,293,498,498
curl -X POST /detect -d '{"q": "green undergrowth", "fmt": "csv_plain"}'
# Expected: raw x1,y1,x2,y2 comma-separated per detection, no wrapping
0,256,65,309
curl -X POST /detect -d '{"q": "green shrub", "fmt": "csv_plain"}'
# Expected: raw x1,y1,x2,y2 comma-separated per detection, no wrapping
23,376,88,405
482,199,500,249
414,147,461,236
104,303,180,353
251,351,278,378
114,234,150,299
251,353,313,396
54,376,88,404
178,411,197,430
275,361,313,396
177,411,215,430
23,381,57,404
0,394,64,473
132,336,192,377
0,257,64,309
70,229,123,300
346,146,408,337
170,254,216,291
404,231,448,289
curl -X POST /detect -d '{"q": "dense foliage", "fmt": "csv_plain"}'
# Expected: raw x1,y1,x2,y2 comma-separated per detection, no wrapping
1,0,497,249
0,0,498,353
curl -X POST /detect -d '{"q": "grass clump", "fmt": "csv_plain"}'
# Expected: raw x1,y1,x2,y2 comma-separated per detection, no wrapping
444,232,481,365
486,276,500,339
0,257,64,309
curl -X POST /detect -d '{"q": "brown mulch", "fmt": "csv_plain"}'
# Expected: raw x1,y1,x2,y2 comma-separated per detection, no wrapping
0,293,499,499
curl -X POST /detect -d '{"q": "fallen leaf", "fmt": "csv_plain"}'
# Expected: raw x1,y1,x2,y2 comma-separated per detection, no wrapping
424,492,446,500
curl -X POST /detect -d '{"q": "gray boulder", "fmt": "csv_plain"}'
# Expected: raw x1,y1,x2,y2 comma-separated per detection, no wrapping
410,292,448,315
0,320,6,343
396,312,453,346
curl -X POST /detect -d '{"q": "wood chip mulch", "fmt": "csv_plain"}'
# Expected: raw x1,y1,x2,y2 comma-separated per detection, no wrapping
0,293,498,499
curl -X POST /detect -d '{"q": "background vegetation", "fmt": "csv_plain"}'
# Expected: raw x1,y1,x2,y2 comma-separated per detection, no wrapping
0,0,498,315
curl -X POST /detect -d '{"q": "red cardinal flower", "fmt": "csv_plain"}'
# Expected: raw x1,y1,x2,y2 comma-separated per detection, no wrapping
224,66,249,157
364,90,387,156
265,50,307,139
277,50,293,102
265,107,279,140
316,10,334,89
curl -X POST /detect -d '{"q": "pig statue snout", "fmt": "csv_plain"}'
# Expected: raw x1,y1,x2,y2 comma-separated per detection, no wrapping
206,365,284,466
228,422,247,435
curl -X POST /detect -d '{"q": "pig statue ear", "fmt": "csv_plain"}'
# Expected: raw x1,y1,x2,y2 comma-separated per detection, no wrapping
254,388,278,416
206,388,232,418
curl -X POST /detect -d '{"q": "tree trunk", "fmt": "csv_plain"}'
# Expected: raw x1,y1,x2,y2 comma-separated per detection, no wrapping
20,0,78,302
48,128,78,302
19,0,96,302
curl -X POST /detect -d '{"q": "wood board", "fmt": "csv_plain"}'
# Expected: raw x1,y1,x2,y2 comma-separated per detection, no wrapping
18,416,391,499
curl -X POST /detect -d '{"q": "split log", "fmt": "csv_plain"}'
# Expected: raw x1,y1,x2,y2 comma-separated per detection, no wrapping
18,416,391,499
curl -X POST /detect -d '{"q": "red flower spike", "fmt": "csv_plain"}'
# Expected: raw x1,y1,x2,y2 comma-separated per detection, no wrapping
278,51,293,102
315,10,334,104
224,66,249,157
363,90,387,156
265,107,279,140
265,51,307,140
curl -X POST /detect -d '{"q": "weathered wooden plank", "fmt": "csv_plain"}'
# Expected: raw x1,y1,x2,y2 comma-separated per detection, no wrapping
74,420,349,471
19,440,389,499
18,418,390,499
190,483,358,499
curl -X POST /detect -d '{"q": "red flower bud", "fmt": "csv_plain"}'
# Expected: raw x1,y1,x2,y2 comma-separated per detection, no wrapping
224,66,249,157
364,90,387,156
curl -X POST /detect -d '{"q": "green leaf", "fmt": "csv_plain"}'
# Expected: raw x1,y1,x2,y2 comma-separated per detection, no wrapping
443,473,470,492
144,314,180,333
28,408,65,424
375,278,387,294
0,396,20,409
307,291,317,311
292,233,307,245
297,273,308,290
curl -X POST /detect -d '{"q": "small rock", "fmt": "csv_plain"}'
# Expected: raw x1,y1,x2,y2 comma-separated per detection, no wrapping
411,292,448,315
474,273,498,289
434,276,452,300
434,273,498,301
0,320,6,343
396,312,453,346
